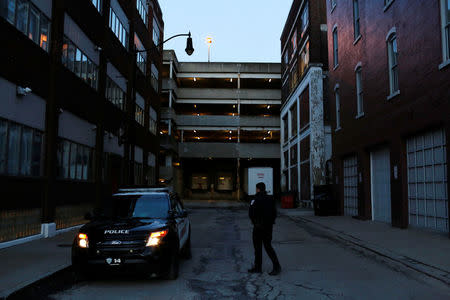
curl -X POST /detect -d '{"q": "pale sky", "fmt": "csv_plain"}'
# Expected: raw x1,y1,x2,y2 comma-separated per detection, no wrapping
159,0,292,63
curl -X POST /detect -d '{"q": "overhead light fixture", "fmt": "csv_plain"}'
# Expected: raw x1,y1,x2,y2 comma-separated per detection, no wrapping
197,137,200,140
194,104,197,108
268,130,271,134
229,130,232,134
194,130,197,133
269,78,272,83
229,137,232,140
267,105,271,109
230,78,233,82
197,113,200,116
233,104,236,108
185,32,194,56
193,77,197,82
263,137,266,140
160,131,163,135
232,113,235,116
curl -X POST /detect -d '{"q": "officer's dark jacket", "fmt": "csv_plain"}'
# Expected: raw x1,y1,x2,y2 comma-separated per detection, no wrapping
249,191,277,227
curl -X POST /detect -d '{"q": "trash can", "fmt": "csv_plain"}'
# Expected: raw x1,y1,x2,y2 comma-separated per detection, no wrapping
281,192,296,209
313,185,337,216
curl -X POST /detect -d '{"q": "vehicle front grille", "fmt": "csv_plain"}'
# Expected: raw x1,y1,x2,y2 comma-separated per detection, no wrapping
96,233,149,254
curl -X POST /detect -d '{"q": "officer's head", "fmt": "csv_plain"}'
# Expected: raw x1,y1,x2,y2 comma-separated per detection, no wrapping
256,182,266,193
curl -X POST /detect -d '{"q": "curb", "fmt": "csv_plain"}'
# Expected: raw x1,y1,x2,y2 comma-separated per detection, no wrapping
282,213,450,287
2,266,75,300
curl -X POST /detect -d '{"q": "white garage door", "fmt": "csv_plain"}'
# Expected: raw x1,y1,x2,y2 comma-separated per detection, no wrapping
407,129,448,232
343,156,358,216
370,148,392,223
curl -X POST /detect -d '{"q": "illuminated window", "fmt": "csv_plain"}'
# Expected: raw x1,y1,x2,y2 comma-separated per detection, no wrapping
300,2,309,36
135,104,145,126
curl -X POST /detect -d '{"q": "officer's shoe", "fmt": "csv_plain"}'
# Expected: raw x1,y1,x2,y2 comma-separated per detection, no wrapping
269,265,281,276
248,266,262,273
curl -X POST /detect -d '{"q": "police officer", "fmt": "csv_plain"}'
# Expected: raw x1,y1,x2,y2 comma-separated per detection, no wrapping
248,182,281,275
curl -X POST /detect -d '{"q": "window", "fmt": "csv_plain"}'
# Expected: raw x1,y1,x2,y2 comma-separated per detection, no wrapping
149,108,157,135
300,2,309,36
282,115,288,143
333,27,338,67
105,76,126,110
16,0,28,34
387,33,399,94
109,7,128,49
135,34,147,74
151,63,159,92
0,119,43,177
28,5,39,43
152,17,160,46
136,0,147,27
299,41,310,77
291,29,297,58
355,66,364,116
290,103,297,138
335,88,341,129
441,0,450,63
353,0,360,40
57,139,92,181
135,104,144,126
0,0,50,52
62,37,99,90
91,0,102,13
331,0,337,10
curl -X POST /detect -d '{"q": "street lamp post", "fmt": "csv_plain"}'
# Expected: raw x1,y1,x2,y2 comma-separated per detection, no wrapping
122,32,194,186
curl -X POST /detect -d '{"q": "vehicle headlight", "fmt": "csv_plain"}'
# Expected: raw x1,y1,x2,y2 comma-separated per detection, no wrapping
78,233,89,248
146,230,168,247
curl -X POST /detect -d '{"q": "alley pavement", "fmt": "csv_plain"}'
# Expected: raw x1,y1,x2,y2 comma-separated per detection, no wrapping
0,203,449,299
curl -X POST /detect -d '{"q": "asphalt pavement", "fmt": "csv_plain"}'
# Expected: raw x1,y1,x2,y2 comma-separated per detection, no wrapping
1,203,449,299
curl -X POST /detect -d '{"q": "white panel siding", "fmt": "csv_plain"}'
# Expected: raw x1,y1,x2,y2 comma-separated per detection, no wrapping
64,14,100,65
0,78,46,131
370,148,392,223
103,133,124,157
30,0,52,18
136,93,145,110
58,111,96,147
135,146,143,163
106,62,127,91
407,129,448,232
110,0,129,32
343,156,358,216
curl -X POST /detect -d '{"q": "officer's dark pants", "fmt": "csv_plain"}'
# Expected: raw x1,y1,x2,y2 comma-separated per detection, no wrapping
252,224,280,269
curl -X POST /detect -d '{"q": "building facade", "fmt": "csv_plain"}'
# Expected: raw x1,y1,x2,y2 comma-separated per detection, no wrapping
280,0,331,206
0,0,163,242
161,50,281,200
327,0,450,233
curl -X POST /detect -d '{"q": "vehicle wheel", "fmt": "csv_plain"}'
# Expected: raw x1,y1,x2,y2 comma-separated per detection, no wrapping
181,229,192,260
163,246,179,280
72,261,93,282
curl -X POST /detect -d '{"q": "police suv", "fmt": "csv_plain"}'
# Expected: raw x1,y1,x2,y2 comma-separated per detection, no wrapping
71,188,191,280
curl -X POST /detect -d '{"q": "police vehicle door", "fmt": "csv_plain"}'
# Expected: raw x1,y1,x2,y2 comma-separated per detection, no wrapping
174,198,188,249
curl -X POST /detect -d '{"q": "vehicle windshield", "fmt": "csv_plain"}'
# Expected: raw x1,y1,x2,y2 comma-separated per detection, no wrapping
101,194,170,219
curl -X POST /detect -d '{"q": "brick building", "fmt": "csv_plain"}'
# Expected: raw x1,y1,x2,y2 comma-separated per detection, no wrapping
280,0,331,206
327,0,450,233
0,0,163,242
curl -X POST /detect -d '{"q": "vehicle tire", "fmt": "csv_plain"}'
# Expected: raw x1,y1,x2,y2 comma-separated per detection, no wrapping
72,261,93,282
181,228,192,260
163,245,179,280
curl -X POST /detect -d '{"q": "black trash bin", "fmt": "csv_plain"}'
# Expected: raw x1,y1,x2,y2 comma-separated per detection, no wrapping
313,185,337,216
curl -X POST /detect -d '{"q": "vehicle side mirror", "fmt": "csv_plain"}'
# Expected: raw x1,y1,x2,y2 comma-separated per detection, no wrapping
84,212,92,220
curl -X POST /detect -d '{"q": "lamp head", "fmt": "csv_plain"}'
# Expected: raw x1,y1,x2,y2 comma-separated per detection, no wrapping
185,32,194,56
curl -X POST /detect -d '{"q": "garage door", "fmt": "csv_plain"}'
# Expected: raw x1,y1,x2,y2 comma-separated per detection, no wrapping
370,148,392,223
407,129,448,232
343,156,358,216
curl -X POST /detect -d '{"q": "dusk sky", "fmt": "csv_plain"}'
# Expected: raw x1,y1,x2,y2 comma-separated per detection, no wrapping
159,0,292,63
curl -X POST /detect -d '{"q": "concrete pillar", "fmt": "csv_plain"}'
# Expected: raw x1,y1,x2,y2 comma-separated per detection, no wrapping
309,67,326,197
